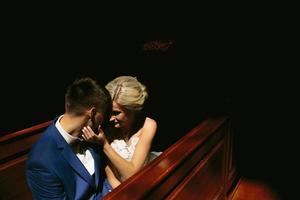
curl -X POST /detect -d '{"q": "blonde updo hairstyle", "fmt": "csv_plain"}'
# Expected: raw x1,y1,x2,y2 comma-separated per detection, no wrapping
105,76,148,112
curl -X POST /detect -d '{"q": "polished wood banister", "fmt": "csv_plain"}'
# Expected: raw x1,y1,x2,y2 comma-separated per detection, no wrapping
102,117,231,200
166,139,225,200
0,120,52,143
0,120,52,200
0,120,52,165
0,117,237,200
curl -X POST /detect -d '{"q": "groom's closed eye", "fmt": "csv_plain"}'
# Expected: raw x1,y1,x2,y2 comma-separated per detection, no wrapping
112,111,121,116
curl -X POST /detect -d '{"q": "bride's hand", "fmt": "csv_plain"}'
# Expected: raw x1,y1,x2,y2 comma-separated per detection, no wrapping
82,126,106,144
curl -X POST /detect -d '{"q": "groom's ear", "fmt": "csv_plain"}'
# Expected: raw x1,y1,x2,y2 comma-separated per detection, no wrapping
86,107,96,118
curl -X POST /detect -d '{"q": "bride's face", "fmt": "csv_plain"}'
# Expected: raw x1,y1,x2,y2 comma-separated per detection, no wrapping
110,101,134,130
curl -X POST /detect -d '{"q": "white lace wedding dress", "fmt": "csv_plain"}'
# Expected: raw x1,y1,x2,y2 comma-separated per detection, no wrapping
111,135,162,163
102,135,161,193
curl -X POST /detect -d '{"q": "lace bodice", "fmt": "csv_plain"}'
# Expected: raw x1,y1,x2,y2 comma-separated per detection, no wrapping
110,136,140,161
110,135,162,170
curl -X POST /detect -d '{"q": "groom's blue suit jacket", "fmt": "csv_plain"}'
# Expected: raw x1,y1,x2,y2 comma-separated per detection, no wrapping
26,119,106,200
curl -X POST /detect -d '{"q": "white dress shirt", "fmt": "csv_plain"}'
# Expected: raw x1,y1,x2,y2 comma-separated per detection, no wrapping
55,115,95,175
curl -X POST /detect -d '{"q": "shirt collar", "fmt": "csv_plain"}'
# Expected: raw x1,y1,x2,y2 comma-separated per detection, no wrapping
55,115,82,144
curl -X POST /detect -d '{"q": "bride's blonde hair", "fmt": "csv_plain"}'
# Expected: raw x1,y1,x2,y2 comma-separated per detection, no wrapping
105,76,148,111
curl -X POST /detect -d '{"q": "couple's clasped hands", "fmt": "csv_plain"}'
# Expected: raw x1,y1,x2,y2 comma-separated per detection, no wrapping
81,126,107,145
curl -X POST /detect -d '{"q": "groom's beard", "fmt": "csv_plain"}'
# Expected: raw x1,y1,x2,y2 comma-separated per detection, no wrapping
87,116,100,133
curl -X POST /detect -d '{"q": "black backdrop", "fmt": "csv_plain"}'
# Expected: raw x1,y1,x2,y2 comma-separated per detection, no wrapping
1,19,297,198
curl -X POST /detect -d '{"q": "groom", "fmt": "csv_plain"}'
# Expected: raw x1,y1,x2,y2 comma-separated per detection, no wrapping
26,77,112,199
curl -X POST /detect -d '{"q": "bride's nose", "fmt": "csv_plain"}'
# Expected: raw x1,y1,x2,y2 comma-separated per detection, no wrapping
110,115,116,122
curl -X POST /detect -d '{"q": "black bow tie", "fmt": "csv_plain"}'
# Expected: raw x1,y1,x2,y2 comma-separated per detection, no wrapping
71,140,89,154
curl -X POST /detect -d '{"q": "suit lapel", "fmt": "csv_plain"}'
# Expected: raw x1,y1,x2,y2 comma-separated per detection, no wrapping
90,147,100,188
61,147,95,187
52,126,95,188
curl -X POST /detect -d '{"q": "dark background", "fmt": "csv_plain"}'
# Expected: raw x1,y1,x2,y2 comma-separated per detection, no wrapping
1,12,297,199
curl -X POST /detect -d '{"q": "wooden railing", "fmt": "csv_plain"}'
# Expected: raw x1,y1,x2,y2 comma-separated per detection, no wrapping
0,117,238,200
0,121,52,200
103,117,239,200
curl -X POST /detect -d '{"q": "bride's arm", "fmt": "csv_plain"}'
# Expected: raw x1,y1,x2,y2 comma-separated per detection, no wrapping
103,118,157,180
105,165,121,189
82,118,157,180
